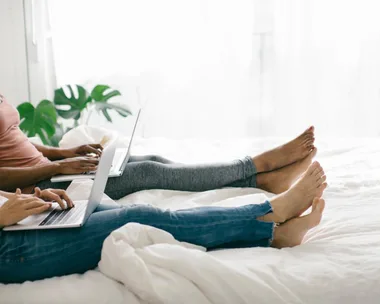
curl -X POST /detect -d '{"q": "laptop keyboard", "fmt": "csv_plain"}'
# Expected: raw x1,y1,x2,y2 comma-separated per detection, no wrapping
39,203,86,226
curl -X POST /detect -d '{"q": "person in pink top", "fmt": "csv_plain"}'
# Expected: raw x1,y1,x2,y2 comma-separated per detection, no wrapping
0,95,103,191
0,93,327,284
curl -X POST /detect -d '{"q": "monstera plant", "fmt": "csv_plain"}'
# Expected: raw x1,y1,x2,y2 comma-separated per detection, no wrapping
17,84,132,146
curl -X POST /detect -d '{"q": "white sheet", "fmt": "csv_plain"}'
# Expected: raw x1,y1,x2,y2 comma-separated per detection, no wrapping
1,131,380,304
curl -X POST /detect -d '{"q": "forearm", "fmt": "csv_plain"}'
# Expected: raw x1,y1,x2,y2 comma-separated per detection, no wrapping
33,143,66,160
0,163,60,191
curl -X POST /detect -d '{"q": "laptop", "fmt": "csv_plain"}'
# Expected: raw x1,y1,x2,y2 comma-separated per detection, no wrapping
3,138,117,231
51,109,141,183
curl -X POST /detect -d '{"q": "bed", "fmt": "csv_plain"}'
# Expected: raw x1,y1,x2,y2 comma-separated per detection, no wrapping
1,130,380,304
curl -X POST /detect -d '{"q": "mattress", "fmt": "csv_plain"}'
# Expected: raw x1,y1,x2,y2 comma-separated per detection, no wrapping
1,135,380,304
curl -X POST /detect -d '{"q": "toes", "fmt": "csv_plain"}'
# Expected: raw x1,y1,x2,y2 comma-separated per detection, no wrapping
300,126,315,140
307,161,321,175
310,147,318,158
320,175,327,183
315,169,325,180
317,182,328,196
312,197,325,213
311,197,320,211
303,139,314,149
304,126,314,134
317,198,325,213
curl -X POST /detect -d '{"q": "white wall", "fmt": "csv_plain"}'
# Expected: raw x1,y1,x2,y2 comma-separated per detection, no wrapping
0,0,29,105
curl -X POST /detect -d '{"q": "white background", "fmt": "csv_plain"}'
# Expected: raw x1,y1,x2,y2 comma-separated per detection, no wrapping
1,0,380,139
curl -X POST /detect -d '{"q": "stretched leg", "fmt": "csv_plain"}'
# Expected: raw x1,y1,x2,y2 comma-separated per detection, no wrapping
104,156,257,199
0,202,274,283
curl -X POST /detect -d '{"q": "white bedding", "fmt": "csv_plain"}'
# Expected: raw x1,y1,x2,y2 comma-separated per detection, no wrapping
1,131,380,304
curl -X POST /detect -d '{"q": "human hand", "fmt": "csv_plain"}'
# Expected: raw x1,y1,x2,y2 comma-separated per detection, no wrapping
0,189,51,227
61,144,103,159
33,187,74,209
55,156,99,175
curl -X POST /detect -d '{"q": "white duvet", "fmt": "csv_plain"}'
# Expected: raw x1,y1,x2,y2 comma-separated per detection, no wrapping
1,128,380,304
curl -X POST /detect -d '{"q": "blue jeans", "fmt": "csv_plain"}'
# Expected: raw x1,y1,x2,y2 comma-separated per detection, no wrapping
0,202,274,283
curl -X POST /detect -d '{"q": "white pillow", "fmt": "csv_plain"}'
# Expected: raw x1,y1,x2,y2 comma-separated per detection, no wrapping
59,125,116,148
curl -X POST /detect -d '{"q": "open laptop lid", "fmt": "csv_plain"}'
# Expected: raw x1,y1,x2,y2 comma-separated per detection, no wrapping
118,108,141,173
82,137,117,223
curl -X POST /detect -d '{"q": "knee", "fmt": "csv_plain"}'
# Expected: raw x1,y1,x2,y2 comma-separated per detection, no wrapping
146,155,168,163
139,160,162,174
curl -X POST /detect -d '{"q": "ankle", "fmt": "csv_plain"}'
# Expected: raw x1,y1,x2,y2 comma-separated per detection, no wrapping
252,156,272,173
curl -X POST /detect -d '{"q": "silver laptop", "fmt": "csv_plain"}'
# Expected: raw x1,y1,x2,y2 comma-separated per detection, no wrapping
51,109,141,183
3,138,117,231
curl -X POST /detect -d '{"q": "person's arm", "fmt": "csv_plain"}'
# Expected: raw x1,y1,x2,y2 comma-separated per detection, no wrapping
0,157,99,191
32,144,67,161
0,163,60,191
32,143,103,161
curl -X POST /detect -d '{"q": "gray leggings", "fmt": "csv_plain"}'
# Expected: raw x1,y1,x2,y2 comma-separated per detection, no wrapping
36,155,257,200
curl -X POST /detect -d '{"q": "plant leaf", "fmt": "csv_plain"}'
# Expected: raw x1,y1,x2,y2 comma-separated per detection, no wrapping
17,100,57,145
91,85,121,102
95,102,133,121
54,85,92,120
101,108,113,122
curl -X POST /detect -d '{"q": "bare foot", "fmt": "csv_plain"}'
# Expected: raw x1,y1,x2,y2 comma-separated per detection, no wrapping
258,161,327,223
252,126,315,173
256,147,317,194
271,198,325,248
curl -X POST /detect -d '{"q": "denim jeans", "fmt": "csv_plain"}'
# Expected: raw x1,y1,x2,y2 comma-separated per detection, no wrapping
0,155,275,283
0,202,274,283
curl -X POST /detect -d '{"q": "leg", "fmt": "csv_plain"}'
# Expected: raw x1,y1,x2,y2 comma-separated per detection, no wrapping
104,156,257,200
33,155,176,192
36,156,257,200
129,155,175,164
0,202,274,283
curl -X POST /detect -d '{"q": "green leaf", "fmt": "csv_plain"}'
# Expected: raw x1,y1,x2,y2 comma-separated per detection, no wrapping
90,85,132,121
17,100,57,145
101,108,113,122
91,85,121,102
54,85,92,120
95,102,132,122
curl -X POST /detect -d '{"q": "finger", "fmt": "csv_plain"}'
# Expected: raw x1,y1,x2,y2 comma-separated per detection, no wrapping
80,162,98,168
24,200,50,210
20,197,44,205
84,145,102,156
26,204,52,216
90,144,104,151
45,192,67,209
82,158,99,165
16,188,22,195
34,187,41,197
81,166,97,172
56,189,74,208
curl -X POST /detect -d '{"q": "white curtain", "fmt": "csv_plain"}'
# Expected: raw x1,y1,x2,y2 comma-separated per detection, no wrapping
49,0,380,138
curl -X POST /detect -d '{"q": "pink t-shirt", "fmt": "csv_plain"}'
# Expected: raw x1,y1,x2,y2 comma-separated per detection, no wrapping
0,95,49,168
